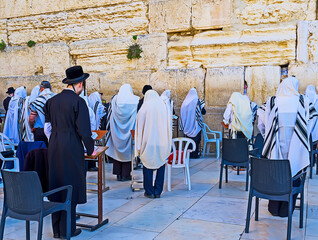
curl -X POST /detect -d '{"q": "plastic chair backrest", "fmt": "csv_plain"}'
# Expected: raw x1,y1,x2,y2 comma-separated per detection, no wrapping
171,138,196,167
222,138,249,163
1,170,43,215
250,157,292,195
253,133,264,154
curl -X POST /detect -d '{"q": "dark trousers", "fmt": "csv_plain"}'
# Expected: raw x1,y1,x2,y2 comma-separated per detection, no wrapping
186,131,201,158
143,164,165,196
268,176,301,217
113,159,131,178
33,128,49,147
52,202,76,236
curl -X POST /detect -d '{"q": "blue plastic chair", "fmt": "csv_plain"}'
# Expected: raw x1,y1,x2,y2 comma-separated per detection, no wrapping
202,123,222,158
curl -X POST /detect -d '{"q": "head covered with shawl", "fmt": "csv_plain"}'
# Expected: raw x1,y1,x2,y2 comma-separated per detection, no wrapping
180,88,205,138
135,90,172,169
88,92,106,129
305,84,318,106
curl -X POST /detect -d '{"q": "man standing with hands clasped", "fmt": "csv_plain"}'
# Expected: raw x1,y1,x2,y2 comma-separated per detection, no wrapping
44,66,96,239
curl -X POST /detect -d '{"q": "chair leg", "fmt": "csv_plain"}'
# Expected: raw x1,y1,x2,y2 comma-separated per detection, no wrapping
167,164,171,191
300,190,304,228
245,190,253,233
287,196,293,240
216,141,220,159
219,162,224,189
66,208,71,240
26,221,30,240
184,168,188,185
225,165,228,183
207,144,210,156
255,197,259,221
246,164,249,192
37,218,43,240
186,165,191,191
203,142,206,157
237,167,240,175
0,207,7,240
310,151,313,179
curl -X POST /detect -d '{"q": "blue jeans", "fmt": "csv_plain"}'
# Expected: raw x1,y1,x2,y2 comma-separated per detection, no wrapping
143,164,165,196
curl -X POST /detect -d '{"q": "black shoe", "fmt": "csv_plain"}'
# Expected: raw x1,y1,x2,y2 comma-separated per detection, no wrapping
88,167,98,171
144,193,155,199
116,175,122,181
53,233,60,239
120,176,132,182
154,194,161,198
61,229,82,239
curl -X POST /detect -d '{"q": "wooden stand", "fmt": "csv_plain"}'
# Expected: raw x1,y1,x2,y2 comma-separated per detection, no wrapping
77,146,109,231
130,130,143,192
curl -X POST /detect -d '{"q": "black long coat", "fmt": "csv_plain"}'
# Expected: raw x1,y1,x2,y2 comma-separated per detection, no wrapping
44,90,94,204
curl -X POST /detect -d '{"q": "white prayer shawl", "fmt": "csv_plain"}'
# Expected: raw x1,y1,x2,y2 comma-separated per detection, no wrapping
227,92,254,139
21,86,40,141
161,90,174,115
180,88,205,137
80,92,96,131
305,85,318,141
135,90,172,169
88,92,105,129
3,87,27,144
106,84,139,162
30,88,55,127
258,95,317,176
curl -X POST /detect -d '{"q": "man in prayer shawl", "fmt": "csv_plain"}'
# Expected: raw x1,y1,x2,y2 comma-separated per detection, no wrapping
257,76,317,217
106,84,139,181
20,85,40,142
44,66,95,238
180,88,206,158
305,85,318,142
3,86,27,144
88,91,106,130
29,81,55,146
137,85,152,112
3,87,15,113
223,92,254,139
135,90,172,198
161,89,175,115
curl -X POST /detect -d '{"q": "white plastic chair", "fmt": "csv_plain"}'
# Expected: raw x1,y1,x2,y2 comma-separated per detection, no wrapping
0,133,19,171
166,138,196,191
202,123,222,159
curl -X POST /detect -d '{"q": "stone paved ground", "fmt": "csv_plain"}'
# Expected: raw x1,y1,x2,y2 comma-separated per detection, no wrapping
0,155,317,240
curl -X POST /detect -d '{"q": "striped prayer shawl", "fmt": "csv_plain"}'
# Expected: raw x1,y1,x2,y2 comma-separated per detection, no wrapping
30,91,55,126
18,98,26,141
179,98,205,132
105,96,114,144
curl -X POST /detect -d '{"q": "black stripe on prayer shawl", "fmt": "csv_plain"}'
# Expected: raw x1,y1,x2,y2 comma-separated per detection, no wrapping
31,102,45,114
300,95,305,108
295,116,307,140
297,111,307,127
294,128,308,151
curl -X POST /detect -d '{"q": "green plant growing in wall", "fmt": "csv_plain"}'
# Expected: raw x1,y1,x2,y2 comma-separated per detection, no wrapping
27,40,36,48
0,40,6,51
127,35,143,60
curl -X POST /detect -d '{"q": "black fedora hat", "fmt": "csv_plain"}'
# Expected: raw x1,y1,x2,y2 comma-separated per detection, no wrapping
6,87,15,94
62,66,89,84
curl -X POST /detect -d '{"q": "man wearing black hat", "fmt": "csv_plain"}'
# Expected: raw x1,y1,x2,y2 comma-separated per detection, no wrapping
137,85,152,112
44,66,95,238
29,81,55,146
3,87,15,113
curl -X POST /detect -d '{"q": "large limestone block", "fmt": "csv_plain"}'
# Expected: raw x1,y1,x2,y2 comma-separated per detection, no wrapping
192,0,232,30
288,63,318,94
70,33,167,72
236,0,316,25
245,66,281,106
64,0,133,11
67,2,148,41
149,0,191,33
168,25,296,68
206,67,244,107
42,42,70,75
297,21,318,63
150,68,205,107
99,70,151,101
0,19,7,43
7,12,68,45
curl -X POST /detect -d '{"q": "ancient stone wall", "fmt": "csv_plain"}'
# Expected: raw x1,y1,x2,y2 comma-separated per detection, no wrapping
0,0,318,131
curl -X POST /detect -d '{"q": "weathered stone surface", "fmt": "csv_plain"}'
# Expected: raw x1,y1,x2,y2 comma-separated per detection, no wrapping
288,63,318,94
0,43,70,77
0,19,7,43
149,0,191,33
245,66,281,106
150,68,205,107
7,12,68,45
192,0,232,30
64,0,133,11
99,70,151,101
168,25,296,68
206,67,244,107
66,2,148,41
70,33,167,72
236,0,316,25
297,21,318,63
